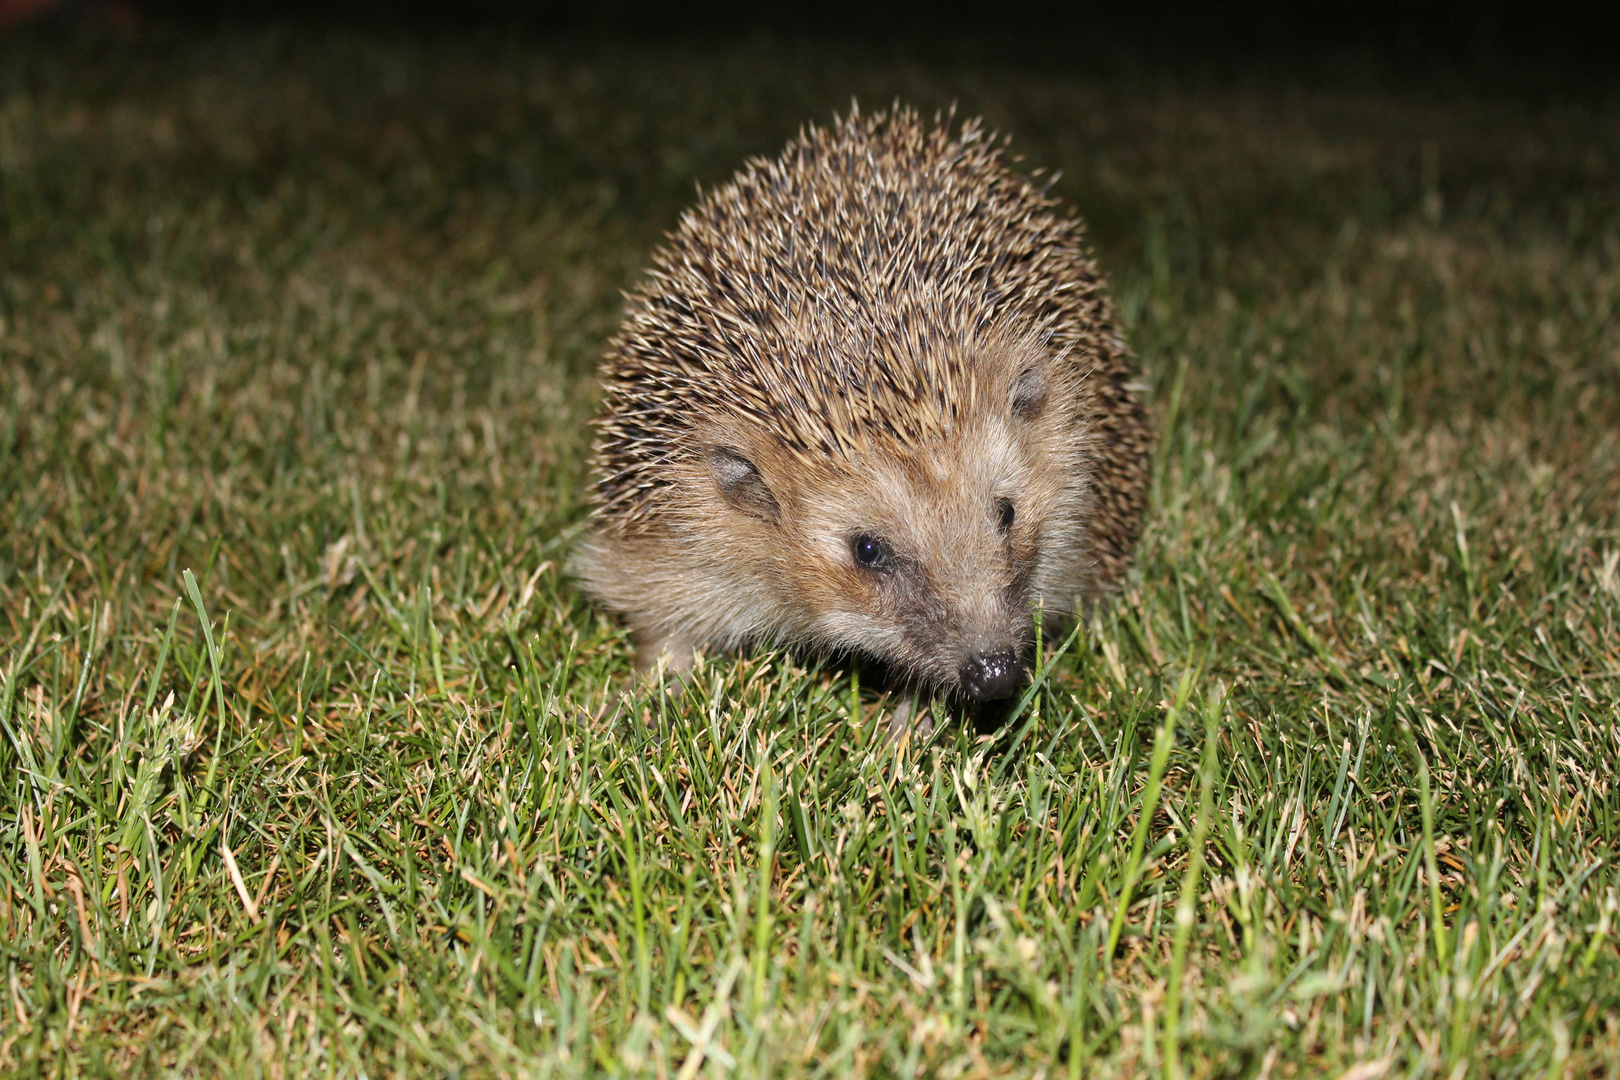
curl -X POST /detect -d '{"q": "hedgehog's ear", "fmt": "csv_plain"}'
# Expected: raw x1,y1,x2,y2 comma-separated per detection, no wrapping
1011,367,1048,420
707,446,781,523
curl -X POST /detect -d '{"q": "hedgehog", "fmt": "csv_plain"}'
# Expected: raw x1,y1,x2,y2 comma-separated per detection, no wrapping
574,105,1151,706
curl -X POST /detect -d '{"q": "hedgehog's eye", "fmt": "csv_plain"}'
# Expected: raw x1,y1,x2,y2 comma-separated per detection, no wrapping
996,498,1015,533
850,533,893,571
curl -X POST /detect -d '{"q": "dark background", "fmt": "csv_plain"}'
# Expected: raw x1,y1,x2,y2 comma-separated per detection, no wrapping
25,1,1620,87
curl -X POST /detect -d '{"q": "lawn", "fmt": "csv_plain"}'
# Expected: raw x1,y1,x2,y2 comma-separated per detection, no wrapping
2,25,1618,1078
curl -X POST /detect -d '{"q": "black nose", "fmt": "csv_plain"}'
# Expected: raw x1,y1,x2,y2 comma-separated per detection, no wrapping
959,650,1025,701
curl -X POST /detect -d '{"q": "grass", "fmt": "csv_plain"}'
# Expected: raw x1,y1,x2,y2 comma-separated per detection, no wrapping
2,25,1619,1078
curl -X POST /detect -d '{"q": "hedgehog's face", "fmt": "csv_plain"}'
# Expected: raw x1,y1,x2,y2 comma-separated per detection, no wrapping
703,359,1091,700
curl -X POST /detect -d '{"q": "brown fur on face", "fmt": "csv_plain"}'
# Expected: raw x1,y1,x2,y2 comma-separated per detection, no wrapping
573,105,1151,699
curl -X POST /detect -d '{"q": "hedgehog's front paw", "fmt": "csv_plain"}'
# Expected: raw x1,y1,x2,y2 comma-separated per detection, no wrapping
886,688,936,744
634,629,699,677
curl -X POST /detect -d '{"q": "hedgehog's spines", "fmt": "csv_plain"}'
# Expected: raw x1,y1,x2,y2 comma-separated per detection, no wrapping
589,103,1151,592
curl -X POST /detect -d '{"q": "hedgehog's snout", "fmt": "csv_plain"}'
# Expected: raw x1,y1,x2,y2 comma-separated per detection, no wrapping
958,649,1025,701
